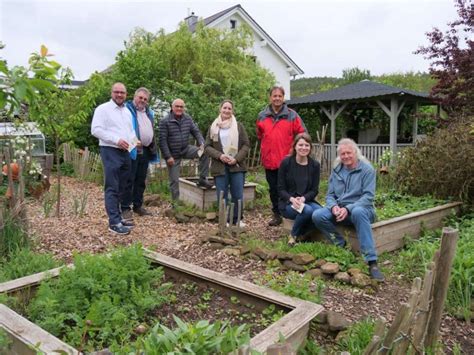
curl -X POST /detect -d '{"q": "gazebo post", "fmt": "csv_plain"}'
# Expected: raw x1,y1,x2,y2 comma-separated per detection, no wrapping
376,98,405,165
389,98,398,164
320,103,347,164
412,102,419,143
330,103,336,163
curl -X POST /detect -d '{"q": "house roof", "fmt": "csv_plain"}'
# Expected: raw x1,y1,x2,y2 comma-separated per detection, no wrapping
187,4,303,76
287,80,433,106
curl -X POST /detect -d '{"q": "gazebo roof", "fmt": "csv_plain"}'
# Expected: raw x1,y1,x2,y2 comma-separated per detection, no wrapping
287,80,432,106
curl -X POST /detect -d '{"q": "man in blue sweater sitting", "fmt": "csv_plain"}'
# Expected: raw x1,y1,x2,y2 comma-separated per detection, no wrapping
312,138,384,281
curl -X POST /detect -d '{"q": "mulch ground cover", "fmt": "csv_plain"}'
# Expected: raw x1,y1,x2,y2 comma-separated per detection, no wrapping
25,176,473,353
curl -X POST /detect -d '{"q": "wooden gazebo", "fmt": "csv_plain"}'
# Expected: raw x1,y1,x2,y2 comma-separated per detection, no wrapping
287,80,437,164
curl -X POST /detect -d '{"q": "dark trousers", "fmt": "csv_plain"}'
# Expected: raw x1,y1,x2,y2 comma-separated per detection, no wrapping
265,168,280,215
122,147,151,211
100,146,131,226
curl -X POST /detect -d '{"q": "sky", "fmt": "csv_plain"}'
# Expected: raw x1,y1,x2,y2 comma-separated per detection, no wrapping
0,0,458,80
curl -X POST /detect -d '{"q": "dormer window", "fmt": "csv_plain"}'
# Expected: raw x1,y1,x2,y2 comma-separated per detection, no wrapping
230,19,236,29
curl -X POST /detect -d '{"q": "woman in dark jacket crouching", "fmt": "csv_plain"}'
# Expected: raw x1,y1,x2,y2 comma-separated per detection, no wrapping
205,100,250,226
278,133,321,245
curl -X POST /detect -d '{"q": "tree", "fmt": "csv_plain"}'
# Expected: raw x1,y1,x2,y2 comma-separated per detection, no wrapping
110,22,274,142
342,67,371,84
28,47,89,217
415,0,473,118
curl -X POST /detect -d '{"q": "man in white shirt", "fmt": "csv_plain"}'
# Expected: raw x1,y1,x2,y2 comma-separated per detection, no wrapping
91,82,136,235
121,87,157,219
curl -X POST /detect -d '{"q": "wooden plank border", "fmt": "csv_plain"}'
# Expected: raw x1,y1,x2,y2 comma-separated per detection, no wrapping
283,202,462,254
1,249,323,353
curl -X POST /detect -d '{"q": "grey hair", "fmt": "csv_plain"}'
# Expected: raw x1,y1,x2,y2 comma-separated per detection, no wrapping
134,87,150,97
333,138,369,168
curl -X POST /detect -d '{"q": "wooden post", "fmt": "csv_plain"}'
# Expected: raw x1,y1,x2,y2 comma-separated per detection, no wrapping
378,303,410,354
218,191,225,234
424,228,459,348
266,342,296,355
392,277,422,355
411,258,437,353
236,199,242,232
229,202,235,229
363,318,386,355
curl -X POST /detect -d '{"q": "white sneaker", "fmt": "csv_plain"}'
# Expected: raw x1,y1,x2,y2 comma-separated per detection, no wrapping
226,221,247,227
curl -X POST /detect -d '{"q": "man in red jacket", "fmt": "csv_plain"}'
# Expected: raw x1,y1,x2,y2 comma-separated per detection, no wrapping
257,86,306,226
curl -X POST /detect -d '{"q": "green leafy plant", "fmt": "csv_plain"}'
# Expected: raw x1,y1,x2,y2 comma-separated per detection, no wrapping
394,215,474,322
41,188,58,218
336,318,375,354
0,328,12,353
133,315,251,354
0,248,60,282
0,208,29,259
71,191,88,218
258,305,285,328
26,245,171,352
258,271,325,304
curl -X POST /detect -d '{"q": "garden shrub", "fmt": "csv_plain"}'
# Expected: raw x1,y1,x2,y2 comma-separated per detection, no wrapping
0,208,29,259
27,245,170,351
393,119,473,204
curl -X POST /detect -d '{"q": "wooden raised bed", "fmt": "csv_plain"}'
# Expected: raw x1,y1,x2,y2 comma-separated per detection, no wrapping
179,176,257,210
283,202,462,254
0,249,323,354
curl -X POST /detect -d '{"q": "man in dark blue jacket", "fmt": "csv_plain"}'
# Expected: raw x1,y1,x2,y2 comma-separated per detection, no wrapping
159,98,212,201
121,87,157,219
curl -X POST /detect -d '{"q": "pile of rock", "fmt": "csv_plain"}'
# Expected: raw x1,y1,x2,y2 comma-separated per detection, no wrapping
199,235,374,288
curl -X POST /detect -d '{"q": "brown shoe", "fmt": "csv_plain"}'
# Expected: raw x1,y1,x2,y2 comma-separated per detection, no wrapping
133,207,152,216
268,213,282,226
122,209,134,221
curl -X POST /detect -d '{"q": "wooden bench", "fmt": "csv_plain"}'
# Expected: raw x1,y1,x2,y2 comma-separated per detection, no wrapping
282,202,462,254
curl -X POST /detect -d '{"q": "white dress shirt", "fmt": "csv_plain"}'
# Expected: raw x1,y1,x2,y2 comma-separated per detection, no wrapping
91,100,135,148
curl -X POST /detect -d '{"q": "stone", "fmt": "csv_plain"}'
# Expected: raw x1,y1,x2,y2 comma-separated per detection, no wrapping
334,272,351,284
247,253,262,261
183,210,195,218
208,236,238,246
267,250,279,260
283,260,306,272
351,272,372,288
164,208,175,218
239,245,252,255
321,262,340,274
189,216,200,223
276,251,294,260
292,253,316,265
209,242,224,250
143,194,161,206
314,259,327,267
327,311,350,332
253,247,273,261
174,213,189,223
306,268,324,278
223,248,241,257
314,309,328,324
347,267,362,276
206,212,217,220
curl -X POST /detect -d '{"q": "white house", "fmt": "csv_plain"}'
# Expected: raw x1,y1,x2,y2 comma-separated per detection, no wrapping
184,4,303,99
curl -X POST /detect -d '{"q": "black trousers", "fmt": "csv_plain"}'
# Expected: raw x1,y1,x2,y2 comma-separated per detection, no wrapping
265,168,280,215
121,147,151,210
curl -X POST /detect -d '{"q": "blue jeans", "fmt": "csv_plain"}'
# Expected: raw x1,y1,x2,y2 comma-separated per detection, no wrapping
100,146,131,226
121,147,150,210
215,168,245,224
281,202,321,237
312,206,377,262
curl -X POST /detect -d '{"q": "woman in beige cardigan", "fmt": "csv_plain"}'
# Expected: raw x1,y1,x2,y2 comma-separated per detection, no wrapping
205,100,250,226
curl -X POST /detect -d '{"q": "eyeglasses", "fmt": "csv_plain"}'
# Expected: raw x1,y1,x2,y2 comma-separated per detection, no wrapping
113,91,126,94
174,105,184,108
